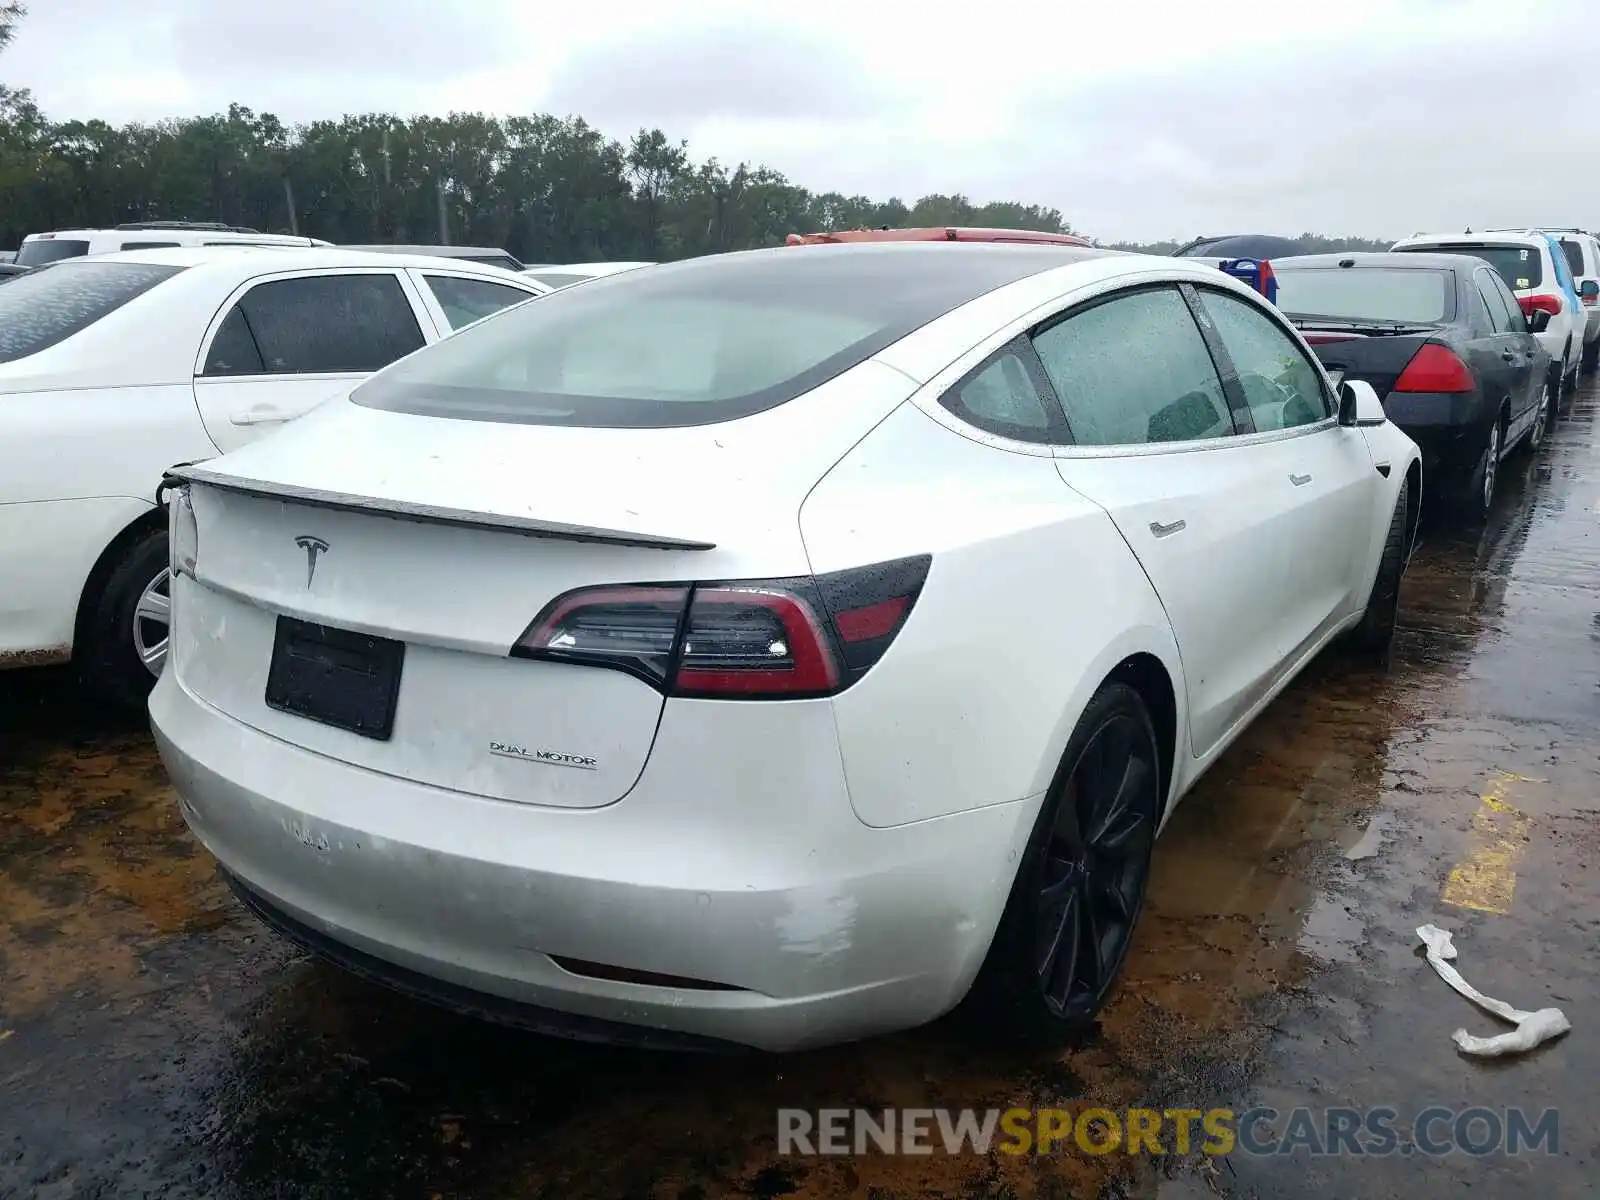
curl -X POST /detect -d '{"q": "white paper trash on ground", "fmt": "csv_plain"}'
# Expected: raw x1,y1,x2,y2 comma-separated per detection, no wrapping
1416,924,1571,1058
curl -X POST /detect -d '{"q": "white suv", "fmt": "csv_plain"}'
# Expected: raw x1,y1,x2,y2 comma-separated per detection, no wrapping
1392,230,1584,395
15,221,331,267
0,247,549,705
1531,229,1600,373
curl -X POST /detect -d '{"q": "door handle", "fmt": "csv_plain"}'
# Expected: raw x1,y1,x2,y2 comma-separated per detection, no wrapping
231,408,287,426
1149,519,1187,538
1290,473,1313,486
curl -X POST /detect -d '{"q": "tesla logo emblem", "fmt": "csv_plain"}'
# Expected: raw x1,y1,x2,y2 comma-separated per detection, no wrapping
294,535,329,587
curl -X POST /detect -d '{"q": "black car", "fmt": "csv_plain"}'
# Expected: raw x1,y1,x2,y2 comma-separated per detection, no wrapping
1271,253,1552,519
1174,233,1304,259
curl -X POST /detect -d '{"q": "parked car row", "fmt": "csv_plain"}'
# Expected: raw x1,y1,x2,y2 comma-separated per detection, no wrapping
1180,226,1599,519
8,213,1553,1054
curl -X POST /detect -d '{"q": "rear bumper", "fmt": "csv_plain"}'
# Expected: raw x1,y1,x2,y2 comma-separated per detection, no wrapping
1381,393,1492,493
149,670,1036,1052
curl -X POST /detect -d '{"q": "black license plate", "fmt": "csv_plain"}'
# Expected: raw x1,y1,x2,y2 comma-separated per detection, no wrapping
265,616,405,740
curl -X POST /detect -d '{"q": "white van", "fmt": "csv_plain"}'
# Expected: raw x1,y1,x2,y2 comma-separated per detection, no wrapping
16,222,330,267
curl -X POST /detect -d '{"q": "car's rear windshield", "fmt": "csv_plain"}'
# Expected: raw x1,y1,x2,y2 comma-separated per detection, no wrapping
523,272,594,290
1400,243,1541,291
1273,266,1454,324
0,261,182,362
464,254,523,271
352,245,1088,427
15,238,90,267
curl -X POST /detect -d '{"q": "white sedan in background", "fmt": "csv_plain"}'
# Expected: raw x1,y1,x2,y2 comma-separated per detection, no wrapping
152,243,1419,1052
0,247,548,705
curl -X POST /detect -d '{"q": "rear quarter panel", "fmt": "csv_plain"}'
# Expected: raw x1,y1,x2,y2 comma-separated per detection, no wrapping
800,401,1185,830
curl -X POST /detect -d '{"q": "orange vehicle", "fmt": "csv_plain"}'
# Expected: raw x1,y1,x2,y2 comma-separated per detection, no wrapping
785,227,1093,247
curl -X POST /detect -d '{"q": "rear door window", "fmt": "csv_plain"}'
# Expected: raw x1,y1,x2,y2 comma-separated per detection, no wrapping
1031,285,1234,446
424,274,535,330
15,239,90,267
120,241,181,251
230,273,425,374
1485,270,1529,334
1195,288,1332,432
1475,270,1516,334
0,261,181,362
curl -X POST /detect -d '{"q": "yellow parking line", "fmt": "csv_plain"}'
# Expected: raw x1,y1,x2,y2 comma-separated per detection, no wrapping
1439,772,1538,915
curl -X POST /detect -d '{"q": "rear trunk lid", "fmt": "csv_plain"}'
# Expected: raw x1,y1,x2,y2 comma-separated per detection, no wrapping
1295,326,1437,400
170,364,913,809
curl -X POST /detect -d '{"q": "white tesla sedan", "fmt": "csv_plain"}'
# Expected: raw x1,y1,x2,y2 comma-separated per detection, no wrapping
151,243,1420,1052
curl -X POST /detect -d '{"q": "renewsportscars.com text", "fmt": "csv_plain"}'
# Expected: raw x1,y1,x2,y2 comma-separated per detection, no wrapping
777,1105,1559,1158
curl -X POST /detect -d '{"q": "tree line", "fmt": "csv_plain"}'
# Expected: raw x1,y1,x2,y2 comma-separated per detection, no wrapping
0,7,1390,262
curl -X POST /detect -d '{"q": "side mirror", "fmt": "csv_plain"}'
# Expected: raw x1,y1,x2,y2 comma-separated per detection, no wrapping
1582,280,1599,302
1529,309,1553,334
1338,379,1387,428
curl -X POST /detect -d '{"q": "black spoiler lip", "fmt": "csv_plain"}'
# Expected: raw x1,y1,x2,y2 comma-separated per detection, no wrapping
161,462,717,552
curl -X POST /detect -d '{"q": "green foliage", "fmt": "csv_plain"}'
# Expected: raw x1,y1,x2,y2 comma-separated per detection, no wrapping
0,3,23,55
0,97,1084,259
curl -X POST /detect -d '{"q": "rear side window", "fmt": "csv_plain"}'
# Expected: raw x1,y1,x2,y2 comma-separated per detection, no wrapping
1273,267,1453,324
1402,243,1541,291
15,239,90,267
940,341,1060,440
424,274,535,330
1032,286,1233,446
201,308,265,375
0,261,181,362
229,273,425,374
121,241,181,251
1560,239,1585,278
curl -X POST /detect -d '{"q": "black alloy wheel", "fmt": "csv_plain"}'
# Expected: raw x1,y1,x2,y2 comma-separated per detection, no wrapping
967,682,1161,1041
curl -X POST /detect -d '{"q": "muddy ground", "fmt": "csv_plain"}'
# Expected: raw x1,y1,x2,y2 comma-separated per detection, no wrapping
3,390,1598,1199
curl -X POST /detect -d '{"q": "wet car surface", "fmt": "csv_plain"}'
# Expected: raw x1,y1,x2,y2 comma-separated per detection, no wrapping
5,388,1600,1198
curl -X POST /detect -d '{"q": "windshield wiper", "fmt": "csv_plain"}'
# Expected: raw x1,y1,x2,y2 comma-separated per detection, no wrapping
1286,315,1433,335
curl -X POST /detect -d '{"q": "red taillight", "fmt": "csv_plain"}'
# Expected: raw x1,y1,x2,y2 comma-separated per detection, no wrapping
1393,343,1475,394
1517,293,1563,317
674,587,840,697
511,555,931,698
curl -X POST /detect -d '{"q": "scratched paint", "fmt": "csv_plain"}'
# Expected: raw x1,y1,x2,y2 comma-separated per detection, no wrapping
1440,771,1537,915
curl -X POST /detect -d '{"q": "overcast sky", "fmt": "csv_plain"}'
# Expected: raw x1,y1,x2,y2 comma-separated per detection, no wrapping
7,0,1597,243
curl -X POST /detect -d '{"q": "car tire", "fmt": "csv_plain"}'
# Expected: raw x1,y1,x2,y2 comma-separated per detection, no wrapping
1351,475,1410,667
1459,414,1503,524
1523,382,1552,454
1582,337,1599,375
964,681,1161,1044
77,527,171,711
